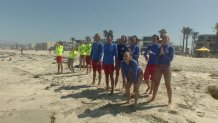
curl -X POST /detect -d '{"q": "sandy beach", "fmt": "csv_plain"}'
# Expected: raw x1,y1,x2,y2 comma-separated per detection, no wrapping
0,49,218,123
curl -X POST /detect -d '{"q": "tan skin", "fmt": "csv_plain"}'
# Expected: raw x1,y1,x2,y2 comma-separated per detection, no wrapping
67,48,76,73
115,35,127,89
86,40,92,74
147,35,172,107
79,40,86,71
145,35,159,95
123,52,143,105
56,42,63,74
92,34,102,86
105,36,115,95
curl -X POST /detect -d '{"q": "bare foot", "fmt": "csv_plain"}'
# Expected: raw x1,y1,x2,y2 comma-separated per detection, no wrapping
167,102,172,109
91,82,95,85
146,98,155,104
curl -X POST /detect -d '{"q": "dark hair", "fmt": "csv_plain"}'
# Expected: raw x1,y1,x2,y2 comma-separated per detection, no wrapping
107,33,113,39
59,41,63,45
152,34,159,40
121,35,127,43
131,35,139,45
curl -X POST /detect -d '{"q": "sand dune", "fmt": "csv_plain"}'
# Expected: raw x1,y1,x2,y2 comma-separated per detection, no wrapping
0,50,218,123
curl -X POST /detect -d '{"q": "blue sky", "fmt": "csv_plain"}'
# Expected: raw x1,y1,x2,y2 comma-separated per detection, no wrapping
0,0,218,46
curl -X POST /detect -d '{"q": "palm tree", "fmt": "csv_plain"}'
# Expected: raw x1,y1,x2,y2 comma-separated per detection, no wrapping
215,23,218,53
158,28,167,38
85,36,91,42
71,37,75,43
181,27,187,53
108,30,113,36
191,31,199,54
103,30,108,38
185,27,193,53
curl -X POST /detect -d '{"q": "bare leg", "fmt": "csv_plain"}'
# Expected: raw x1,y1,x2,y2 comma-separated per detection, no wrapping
147,68,162,103
57,63,60,74
92,71,96,84
110,74,115,95
126,82,131,103
134,72,143,105
89,61,92,73
82,57,85,70
115,68,119,87
67,60,72,71
145,80,150,93
105,74,109,91
71,59,74,72
163,67,172,106
121,69,126,88
98,71,101,85
134,86,139,105
60,63,63,74
149,81,154,94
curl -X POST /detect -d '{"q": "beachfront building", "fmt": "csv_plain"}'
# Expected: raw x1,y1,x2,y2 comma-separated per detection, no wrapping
142,36,153,49
195,34,218,54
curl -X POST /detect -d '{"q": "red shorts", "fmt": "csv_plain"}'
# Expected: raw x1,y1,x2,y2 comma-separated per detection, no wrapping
103,64,114,75
56,56,63,63
144,64,157,81
92,60,102,73
85,56,92,65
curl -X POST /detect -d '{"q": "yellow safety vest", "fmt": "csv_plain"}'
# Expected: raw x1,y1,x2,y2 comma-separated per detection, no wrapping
85,43,92,56
55,45,64,56
78,44,86,55
68,51,78,58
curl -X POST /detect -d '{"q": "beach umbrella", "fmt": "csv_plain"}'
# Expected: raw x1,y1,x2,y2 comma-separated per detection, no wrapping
196,47,210,52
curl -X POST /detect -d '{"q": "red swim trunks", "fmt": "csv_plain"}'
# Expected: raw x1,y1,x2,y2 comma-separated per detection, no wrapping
103,64,114,75
56,56,63,63
92,60,102,73
85,55,92,65
144,64,158,81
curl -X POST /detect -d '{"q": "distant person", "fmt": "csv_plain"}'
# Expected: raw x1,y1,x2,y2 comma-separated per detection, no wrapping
85,39,92,74
143,35,160,95
78,40,86,71
55,41,64,74
147,34,174,107
128,36,140,62
68,46,78,73
121,52,143,105
115,35,128,89
20,47,23,55
103,34,118,94
48,47,52,54
90,33,103,85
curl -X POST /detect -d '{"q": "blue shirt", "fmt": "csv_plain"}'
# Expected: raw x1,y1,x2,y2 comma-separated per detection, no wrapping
121,59,140,84
129,45,140,62
90,41,103,61
157,45,174,65
144,44,160,64
103,43,118,64
117,44,128,61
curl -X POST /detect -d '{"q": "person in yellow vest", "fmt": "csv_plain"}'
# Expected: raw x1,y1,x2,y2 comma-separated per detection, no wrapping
55,41,64,74
78,40,86,71
68,46,78,73
85,39,92,74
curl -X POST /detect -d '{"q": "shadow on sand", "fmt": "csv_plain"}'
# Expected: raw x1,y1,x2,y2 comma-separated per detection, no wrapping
78,102,167,118
61,88,126,102
54,85,92,92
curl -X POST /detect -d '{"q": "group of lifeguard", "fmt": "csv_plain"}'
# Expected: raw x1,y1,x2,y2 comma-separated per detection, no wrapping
55,33,174,106
55,40,92,74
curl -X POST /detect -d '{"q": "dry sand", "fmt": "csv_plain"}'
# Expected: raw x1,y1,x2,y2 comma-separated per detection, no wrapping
0,49,218,123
